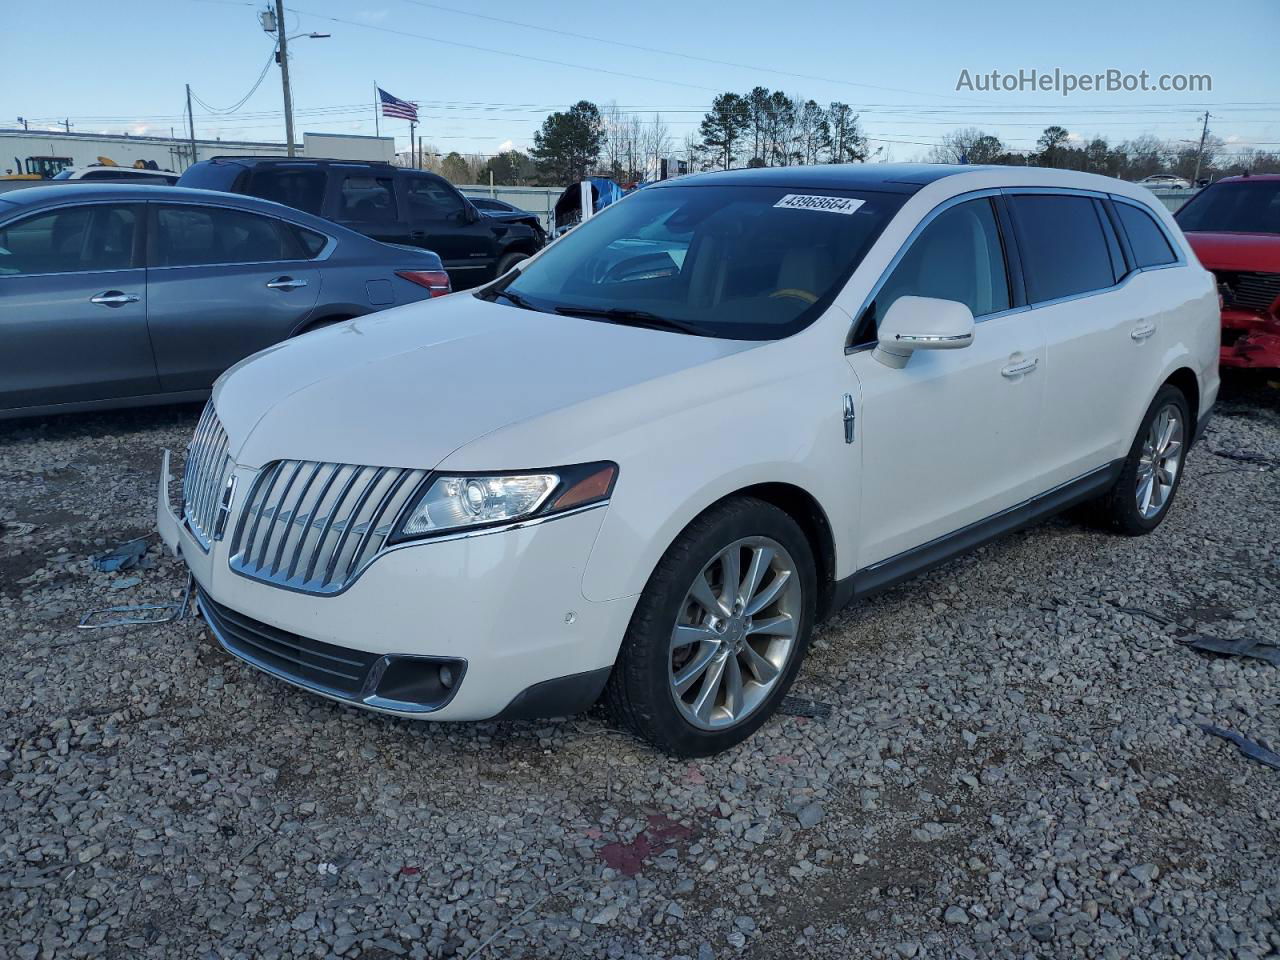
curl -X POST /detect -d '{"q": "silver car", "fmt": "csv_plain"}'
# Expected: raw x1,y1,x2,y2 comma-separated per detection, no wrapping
0,184,451,419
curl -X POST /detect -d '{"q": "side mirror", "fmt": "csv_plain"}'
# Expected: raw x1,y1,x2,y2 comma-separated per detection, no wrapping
873,295,975,369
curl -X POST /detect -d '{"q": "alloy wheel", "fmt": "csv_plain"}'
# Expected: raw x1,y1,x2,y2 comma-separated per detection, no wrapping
1136,403,1184,520
668,536,802,731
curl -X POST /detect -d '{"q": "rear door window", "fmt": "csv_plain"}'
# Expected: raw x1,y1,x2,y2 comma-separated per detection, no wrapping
338,175,396,222
1115,202,1177,267
0,204,140,275
152,204,297,267
248,167,327,215
1009,194,1117,303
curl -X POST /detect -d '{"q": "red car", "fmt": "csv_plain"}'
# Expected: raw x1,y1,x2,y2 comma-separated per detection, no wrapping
1175,174,1280,368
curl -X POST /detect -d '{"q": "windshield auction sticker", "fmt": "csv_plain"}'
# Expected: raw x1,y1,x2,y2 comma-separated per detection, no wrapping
773,194,866,215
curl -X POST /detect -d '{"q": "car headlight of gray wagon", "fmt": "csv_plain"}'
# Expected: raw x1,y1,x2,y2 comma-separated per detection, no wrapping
392,461,618,540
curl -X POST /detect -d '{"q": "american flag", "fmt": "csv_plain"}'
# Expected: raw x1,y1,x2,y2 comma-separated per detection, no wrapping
378,87,418,122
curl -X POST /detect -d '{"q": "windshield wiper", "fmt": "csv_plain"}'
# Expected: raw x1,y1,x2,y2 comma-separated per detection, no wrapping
553,306,710,337
488,288,541,312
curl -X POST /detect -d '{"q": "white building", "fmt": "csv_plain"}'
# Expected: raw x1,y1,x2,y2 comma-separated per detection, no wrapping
2,128,397,176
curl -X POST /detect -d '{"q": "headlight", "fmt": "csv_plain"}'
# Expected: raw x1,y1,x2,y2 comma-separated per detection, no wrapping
393,462,617,540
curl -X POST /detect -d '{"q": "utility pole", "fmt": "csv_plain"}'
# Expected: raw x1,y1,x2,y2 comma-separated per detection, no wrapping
186,84,198,169
17,116,28,131
63,118,71,133
274,0,296,156
1192,111,1210,186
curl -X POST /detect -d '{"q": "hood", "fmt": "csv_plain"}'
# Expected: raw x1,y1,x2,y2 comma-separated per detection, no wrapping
1185,231,1280,273
214,294,758,469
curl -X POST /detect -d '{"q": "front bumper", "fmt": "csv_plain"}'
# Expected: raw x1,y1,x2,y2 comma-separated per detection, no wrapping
158,451,636,720
1220,308,1280,370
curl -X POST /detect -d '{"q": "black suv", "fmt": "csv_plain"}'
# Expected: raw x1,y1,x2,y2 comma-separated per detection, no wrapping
178,157,543,289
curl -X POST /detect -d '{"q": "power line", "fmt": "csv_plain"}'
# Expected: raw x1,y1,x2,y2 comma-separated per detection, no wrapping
190,45,277,114
394,0,998,105
286,6,723,92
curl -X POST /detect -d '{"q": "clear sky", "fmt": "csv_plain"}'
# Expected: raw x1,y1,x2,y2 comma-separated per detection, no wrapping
5,0,1278,163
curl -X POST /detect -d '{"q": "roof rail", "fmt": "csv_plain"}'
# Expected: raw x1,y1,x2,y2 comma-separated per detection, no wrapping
203,155,397,166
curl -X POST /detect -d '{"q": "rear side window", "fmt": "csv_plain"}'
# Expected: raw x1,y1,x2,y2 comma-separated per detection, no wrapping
1010,194,1116,303
1115,202,1177,268
294,226,328,257
153,205,297,267
248,168,327,216
865,197,1010,335
339,176,396,222
0,204,140,275
177,162,245,192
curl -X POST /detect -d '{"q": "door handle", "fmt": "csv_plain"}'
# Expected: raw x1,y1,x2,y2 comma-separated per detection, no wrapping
1130,321,1157,341
409,230,428,240
1001,357,1039,378
266,276,308,291
89,291,140,307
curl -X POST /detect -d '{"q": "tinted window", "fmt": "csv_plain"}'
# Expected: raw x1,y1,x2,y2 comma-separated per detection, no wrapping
339,176,396,222
1010,194,1117,302
1115,202,1176,267
866,198,1010,336
406,177,465,219
469,197,507,212
497,185,905,341
1175,180,1280,236
248,167,327,215
295,226,328,257
0,204,139,276
154,205,294,267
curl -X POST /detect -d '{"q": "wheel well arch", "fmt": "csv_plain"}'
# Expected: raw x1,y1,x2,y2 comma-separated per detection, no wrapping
290,309,364,337
1163,366,1200,438
500,239,539,259
715,482,839,618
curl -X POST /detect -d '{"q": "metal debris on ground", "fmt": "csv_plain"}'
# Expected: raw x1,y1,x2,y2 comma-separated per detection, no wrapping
1180,634,1280,666
1200,724,1280,771
89,536,150,572
1211,449,1278,467
778,696,834,719
78,575,193,630
0,520,39,538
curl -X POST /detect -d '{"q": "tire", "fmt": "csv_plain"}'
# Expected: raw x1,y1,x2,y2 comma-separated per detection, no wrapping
494,252,529,278
1092,384,1191,535
603,497,818,757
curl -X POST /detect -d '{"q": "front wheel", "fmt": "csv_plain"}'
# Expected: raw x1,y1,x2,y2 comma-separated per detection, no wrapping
1093,384,1191,535
494,251,529,279
603,497,817,756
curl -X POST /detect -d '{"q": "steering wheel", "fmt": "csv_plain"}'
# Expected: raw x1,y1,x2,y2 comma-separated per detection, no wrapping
769,288,818,304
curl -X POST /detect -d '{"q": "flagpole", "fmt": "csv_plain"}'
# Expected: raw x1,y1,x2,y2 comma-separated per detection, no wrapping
373,82,380,137
410,120,417,168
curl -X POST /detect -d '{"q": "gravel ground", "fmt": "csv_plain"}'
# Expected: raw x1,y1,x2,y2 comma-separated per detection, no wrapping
1,379,1277,960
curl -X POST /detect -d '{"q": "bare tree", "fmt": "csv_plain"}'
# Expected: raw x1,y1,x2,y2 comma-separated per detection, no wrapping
642,113,673,180
927,127,1005,165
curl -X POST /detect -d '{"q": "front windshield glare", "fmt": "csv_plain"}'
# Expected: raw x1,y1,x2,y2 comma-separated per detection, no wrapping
1176,180,1280,235
497,184,904,340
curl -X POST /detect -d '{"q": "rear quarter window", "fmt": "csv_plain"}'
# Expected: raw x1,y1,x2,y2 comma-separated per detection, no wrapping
177,162,246,193
1115,202,1177,268
1009,194,1117,303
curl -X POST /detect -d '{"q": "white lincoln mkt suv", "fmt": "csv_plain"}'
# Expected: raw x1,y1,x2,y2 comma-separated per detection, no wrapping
158,165,1219,756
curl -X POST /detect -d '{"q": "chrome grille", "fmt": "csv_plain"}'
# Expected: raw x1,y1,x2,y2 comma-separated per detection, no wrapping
229,460,428,595
182,402,234,549
1215,270,1280,314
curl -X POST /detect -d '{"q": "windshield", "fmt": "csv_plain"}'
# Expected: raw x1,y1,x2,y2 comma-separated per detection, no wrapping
1176,180,1280,236
488,183,905,340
